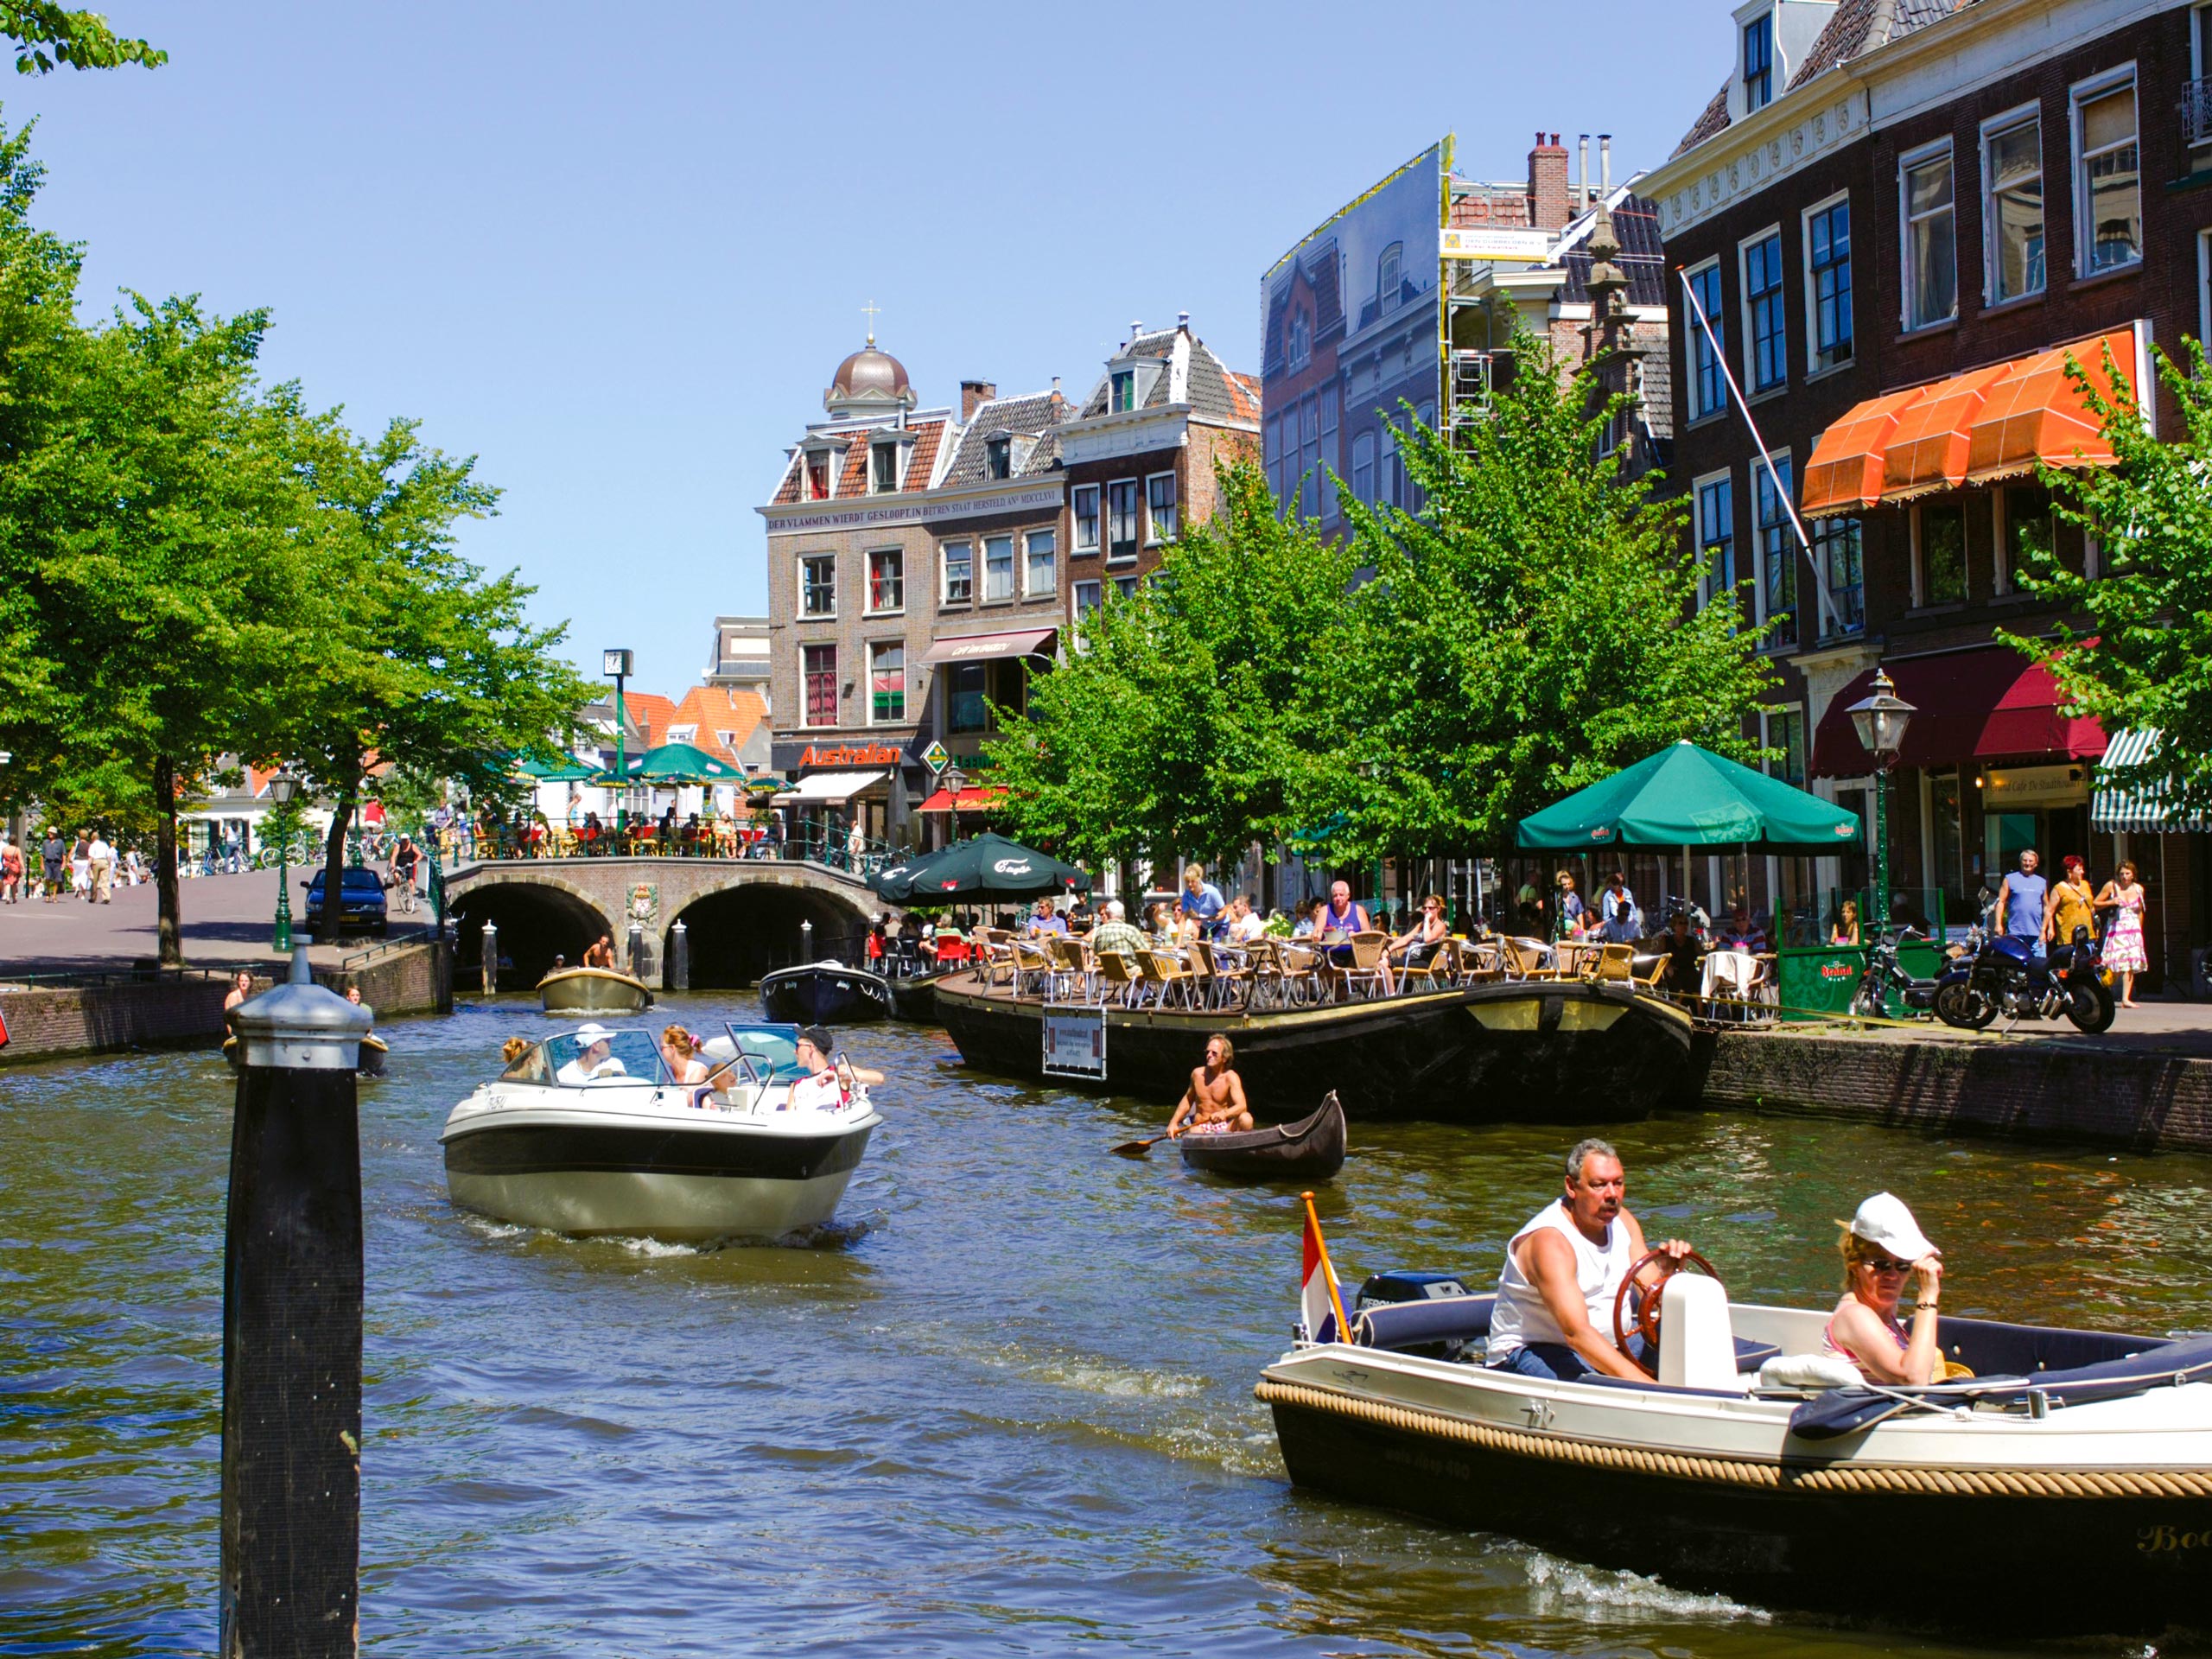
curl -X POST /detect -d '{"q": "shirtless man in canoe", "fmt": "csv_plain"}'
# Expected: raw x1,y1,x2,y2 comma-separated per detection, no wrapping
1166,1033,1252,1137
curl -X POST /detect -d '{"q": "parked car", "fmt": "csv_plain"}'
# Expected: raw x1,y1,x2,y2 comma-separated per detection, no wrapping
302,868,389,938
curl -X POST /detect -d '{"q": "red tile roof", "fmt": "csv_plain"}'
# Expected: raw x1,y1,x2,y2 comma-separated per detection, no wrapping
669,684,767,764
623,693,679,747
772,418,950,507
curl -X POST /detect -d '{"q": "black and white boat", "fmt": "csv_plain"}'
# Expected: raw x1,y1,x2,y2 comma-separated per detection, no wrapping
760,959,892,1025
1261,1258,2212,1635
440,1022,879,1243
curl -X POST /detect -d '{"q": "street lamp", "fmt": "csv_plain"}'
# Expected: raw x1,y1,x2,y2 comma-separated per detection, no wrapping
943,763,965,848
1847,666,1916,940
269,772,301,954
603,649,633,838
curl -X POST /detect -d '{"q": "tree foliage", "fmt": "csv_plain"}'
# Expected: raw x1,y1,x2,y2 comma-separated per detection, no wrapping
1,4,162,73
2005,339,2212,817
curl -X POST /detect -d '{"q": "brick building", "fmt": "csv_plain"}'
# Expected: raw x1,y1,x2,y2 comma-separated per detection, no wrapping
1642,0,2210,982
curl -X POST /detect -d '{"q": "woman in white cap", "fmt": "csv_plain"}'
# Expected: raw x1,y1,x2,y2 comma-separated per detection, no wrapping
1823,1192,1947,1385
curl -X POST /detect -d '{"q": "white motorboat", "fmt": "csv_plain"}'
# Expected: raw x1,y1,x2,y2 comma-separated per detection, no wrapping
440,1022,878,1243
1260,1260,2212,1635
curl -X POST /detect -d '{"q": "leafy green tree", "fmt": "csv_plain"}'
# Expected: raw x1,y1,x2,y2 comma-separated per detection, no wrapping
2005,339,2212,817
265,404,593,940
1298,327,1776,861
1,4,162,73
986,462,1362,870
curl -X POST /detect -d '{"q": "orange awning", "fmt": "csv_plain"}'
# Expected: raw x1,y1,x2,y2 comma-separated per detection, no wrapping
1965,327,2133,484
1802,387,1924,515
917,785,1007,812
1799,326,2140,516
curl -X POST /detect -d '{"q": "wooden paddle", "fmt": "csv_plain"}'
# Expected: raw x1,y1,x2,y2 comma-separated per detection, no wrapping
1110,1132,1174,1158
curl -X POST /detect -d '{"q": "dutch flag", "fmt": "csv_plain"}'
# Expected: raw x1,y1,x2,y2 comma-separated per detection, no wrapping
1300,1190,1348,1344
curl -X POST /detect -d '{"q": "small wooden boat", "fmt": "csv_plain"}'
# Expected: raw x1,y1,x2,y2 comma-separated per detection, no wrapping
760,960,892,1025
537,965,653,1014
1179,1091,1345,1180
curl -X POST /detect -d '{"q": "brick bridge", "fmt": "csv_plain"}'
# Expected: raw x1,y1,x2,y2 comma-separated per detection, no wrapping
444,855,879,989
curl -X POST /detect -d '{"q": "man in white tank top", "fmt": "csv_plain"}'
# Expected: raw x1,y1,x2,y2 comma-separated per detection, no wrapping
1486,1138,1693,1382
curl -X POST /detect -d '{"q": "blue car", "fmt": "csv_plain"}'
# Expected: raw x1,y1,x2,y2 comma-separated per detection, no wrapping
302,868,390,938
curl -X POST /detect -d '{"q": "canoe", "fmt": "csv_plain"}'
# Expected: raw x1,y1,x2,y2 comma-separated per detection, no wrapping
537,965,653,1014
1179,1091,1345,1180
760,961,892,1025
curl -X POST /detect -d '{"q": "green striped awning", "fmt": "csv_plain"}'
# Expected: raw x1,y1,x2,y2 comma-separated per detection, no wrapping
2092,728,2212,833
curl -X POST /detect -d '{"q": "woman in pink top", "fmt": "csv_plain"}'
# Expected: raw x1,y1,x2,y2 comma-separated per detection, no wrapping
1821,1192,1946,1385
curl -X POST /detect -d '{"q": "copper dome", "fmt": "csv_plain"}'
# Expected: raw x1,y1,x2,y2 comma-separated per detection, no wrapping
826,344,914,411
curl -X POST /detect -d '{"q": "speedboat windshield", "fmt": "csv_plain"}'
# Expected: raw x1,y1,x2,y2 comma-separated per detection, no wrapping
718,1022,806,1082
544,1028,665,1086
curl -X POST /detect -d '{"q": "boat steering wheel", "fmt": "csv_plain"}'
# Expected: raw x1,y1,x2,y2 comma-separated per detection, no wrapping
1611,1248,1724,1378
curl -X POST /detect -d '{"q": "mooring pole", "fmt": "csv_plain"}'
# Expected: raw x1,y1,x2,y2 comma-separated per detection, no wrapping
220,946,373,1659
669,918,690,992
626,922,645,979
480,919,499,996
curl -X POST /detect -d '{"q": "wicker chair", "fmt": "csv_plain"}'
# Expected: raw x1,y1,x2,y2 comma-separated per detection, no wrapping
1332,931,1393,1000
1140,949,1199,1011
1190,938,1252,1011
1048,936,1096,1002
1096,950,1143,1007
1011,938,1055,997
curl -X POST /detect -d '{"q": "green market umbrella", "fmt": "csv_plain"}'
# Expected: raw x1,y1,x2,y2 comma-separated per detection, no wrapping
602,742,743,786
1516,740,1861,855
868,833,1090,904
513,754,600,784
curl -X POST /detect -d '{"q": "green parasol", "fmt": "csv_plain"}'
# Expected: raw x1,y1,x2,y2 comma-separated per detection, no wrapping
601,742,743,786
1516,740,1861,855
514,753,600,784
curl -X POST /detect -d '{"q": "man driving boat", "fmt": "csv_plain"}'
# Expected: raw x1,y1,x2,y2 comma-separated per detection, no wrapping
556,1024,628,1084
1487,1138,1694,1382
787,1026,885,1111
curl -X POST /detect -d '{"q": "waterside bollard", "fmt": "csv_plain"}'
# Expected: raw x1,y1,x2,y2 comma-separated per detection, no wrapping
670,919,690,992
220,945,374,1659
626,923,644,979
480,919,498,996
800,918,813,963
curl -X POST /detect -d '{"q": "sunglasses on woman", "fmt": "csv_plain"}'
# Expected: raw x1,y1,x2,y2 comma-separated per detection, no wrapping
1865,1256,1914,1275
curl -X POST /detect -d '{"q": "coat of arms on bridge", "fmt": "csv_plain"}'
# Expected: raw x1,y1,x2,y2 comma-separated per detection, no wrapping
627,883,659,927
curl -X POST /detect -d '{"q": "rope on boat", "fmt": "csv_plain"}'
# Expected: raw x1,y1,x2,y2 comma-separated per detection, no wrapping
1253,1377,2212,1499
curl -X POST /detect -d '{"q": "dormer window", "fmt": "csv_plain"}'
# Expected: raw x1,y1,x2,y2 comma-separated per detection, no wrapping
986,435,1012,480
1111,369,1136,413
1287,312,1311,372
1743,12,1773,111
870,441,899,493
805,453,832,500
1377,243,1402,313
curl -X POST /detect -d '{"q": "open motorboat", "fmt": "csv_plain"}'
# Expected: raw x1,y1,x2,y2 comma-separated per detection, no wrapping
440,1022,878,1243
759,958,892,1024
1261,1255,2212,1635
537,964,653,1014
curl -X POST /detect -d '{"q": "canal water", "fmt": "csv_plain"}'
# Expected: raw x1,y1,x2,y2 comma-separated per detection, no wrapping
10,995,2212,1656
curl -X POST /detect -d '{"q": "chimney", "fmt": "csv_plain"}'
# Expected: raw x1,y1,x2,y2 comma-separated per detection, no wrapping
1529,130,1570,232
1129,320,1143,348
960,379,996,421
1599,134,1613,197
1177,309,1191,331
1578,134,1591,212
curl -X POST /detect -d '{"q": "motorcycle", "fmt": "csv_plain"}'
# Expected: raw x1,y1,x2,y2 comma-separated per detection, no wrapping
1848,925,1955,1020
1932,924,2115,1033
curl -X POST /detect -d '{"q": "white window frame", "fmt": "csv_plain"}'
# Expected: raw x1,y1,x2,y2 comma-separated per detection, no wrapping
982,533,1016,604
1377,242,1403,315
1144,470,1178,544
866,639,906,728
1683,255,1726,421
869,440,902,494
1024,527,1057,597
1351,431,1376,503
864,547,904,617
1738,223,1787,396
801,642,838,730
802,447,837,502
940,538,973,607
2071,64,2142,279
1071,578,1102,631
1109,368,1136,413
1898,137,1958,334
798,551,836,620
1693,466,1735,611
1742,10,1774,113
1979,103,2045,306
1319,387,1340,524
1801,189,1853,376
1071,483,1100,554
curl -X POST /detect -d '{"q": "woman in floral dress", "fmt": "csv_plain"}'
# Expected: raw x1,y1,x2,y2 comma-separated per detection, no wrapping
2094,859,2150,1008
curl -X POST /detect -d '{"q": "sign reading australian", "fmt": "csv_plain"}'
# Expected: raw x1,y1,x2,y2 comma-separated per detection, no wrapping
796,743,904,770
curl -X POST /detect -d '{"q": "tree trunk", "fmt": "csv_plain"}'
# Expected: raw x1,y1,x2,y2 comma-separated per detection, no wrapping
155,754,182,967
319,780,356,947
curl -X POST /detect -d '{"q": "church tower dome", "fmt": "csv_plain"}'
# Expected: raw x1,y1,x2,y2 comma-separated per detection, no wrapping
825,330,916,417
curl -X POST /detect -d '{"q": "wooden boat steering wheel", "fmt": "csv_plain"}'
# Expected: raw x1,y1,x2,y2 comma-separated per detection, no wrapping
1611,1248,1723,1378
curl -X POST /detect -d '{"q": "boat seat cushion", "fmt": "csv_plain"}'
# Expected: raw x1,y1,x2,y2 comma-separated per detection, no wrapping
1933,1313,2165,1379
1353,1294,1495,1357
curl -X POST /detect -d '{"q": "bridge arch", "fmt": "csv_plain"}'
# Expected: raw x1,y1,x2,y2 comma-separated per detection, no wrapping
449,874,615,992
668,884,874,989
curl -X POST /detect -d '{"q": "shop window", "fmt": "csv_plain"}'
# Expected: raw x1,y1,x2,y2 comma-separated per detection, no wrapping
946,662,988,734
869,642,905,725
803,644,837,729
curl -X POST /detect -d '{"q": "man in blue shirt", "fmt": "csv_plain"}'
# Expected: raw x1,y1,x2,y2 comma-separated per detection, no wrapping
1993,849,2048,958
1178,862,1226,937
1026,899,1069,938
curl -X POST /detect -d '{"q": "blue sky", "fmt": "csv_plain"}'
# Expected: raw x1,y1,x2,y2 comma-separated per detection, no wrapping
10,1,1725,696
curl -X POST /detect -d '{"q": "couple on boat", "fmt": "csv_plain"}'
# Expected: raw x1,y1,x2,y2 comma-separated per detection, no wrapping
1492,1137,1948,1386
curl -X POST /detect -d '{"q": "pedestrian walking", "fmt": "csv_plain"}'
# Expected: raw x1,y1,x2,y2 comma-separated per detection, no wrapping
86,830,114,904
40,829,65,901
0,835,20,903
846,818,865,870
70,831,91,900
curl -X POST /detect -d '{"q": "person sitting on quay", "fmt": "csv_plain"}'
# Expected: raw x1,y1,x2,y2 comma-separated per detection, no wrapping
1389,893,1450,976
788,1025,884,1110
1179,862,1226,939
1166,1033,1252,1138
1824,1192,1954,1386
1485,1138,1694,1382
1027,899,1068,939
659,1024,708,1085
1087,899,1147,963
1225,893,1267,945
557,1025,627,1084
223,968,257,1021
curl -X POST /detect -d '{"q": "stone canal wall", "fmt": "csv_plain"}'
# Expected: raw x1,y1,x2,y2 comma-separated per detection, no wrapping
0,940,449,1065
1697,1027,2212,1153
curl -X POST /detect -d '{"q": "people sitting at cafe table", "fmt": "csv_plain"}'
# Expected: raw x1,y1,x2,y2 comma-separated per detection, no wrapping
1165,1033,1252,1138
1087,899,1147,961
1225,893,1267,944
1026,899,1068,939
1658,908,1707,995
1179,862,1226,938
1318,879,1369,938
1593,872,1640,944
1486,1137,1695,1382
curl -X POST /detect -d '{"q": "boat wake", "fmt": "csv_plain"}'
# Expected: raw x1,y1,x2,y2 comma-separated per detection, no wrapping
1518,1546,1770,1624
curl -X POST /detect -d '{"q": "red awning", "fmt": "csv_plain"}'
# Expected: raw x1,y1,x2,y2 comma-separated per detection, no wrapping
917,785,1007,812
922,628,1057,666
1811,646,2107,778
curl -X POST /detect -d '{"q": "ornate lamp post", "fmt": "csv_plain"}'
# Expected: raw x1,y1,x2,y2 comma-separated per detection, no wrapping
1847,667,1916,939
942,762,965,852
269,772,301,954
603,648,633,839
